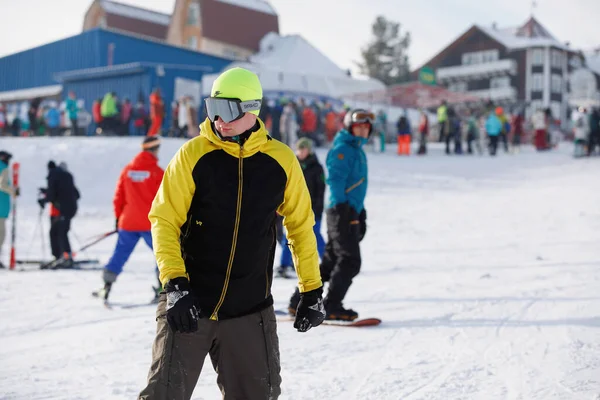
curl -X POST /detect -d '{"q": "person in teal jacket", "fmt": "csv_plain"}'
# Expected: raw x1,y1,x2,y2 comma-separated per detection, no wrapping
65,91,79,136
0,151,18,268
289,108,372,321
485,112,503,156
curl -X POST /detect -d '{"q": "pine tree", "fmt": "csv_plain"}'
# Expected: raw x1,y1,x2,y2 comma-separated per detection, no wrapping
356,16,411,85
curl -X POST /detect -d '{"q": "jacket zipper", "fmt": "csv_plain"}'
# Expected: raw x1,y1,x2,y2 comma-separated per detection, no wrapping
210,144,244,320
266,226,275,298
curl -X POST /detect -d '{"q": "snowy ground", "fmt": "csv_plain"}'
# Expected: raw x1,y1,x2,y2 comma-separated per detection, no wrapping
0,137,599,400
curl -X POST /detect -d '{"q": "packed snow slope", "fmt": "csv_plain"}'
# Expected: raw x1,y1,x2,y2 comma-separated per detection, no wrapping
0,137,599,400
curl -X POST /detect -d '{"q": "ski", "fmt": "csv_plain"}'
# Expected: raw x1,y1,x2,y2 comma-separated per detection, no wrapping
17,258,100,265
9,162,20,270
274,309,382,327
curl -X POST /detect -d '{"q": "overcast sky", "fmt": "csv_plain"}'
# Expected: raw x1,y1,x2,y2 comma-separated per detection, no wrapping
1,0,598,73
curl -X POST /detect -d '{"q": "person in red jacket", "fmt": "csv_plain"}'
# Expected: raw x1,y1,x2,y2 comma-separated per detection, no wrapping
147,88,164,136
96,136,164,302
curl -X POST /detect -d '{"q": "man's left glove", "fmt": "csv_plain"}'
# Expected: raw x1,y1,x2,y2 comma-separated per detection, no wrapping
359,208,367,241
165,277,201,333
294,287,325,332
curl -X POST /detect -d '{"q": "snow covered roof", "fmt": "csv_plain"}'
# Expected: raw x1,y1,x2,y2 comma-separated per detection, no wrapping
100,0,170,26
251,33,346,78
216,0,276,15
586,51,600,75
477,17,572,51
0,84,62,103
201,32,384,99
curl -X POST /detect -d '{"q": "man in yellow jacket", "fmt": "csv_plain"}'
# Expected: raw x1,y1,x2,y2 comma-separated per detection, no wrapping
139,68,324,400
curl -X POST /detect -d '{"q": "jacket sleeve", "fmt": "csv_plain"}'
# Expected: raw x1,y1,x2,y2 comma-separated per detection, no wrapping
326,146,351,207
278,156,322,293
149,145,196,286
46,172,58,205
313,163,326,219
113,169,126,219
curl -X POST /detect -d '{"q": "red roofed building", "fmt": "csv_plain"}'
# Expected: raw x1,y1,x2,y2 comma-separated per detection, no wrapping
83,0,279,61
167,0,279,60
83,0,171,41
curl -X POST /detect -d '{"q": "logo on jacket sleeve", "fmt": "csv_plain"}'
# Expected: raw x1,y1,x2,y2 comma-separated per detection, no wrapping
128,170,151,182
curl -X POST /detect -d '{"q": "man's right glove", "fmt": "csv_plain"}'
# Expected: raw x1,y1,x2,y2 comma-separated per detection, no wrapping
164,277,201,333
293,287,325,332
359,208,367,242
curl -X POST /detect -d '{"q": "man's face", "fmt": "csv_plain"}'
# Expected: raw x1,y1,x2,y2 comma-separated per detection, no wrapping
296,147,310,160
214,113,257,137
352,123,371,139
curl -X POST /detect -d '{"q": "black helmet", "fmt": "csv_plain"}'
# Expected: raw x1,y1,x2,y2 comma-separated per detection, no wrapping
0,150,12,163
343,109,375,135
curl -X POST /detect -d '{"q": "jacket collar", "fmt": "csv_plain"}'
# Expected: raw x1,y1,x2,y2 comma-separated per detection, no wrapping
335,129,368,148
199,117,269,157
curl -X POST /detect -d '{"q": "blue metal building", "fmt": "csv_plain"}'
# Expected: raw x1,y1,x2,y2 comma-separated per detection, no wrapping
0,28,232,92
55,62,212,135
0,28,232,134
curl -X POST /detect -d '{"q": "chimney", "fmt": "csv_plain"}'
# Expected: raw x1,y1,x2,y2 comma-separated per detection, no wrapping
492,21,497,30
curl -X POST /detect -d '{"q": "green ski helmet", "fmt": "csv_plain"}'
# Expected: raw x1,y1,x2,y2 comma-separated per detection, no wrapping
210,67,263,116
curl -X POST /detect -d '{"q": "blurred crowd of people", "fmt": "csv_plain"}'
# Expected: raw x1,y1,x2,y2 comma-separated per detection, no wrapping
0,91,90,137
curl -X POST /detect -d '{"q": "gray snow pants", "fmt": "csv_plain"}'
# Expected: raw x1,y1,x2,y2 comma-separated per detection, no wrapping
139,294,281,400
0,218,5,254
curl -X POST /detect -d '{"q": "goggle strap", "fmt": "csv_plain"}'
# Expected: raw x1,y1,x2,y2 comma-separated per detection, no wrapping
239,100,262,113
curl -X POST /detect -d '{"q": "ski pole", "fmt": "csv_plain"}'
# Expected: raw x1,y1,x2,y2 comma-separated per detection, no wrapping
77,230,118,253
9,162,20,270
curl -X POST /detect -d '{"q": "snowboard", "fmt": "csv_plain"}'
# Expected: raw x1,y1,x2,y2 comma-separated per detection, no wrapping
274,309,382,327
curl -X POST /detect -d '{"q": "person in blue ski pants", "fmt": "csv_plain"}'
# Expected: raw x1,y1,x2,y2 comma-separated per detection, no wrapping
277,137,326,278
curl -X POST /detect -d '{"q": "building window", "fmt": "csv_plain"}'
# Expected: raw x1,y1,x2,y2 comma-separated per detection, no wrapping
551,74,562,93
482,49,499,63
532,48,544,66
490,76,510,89
551,50,563,68
186,36,198,49
462,50,498,65
532,73,543,91
187,2,200,26
448,81,468,92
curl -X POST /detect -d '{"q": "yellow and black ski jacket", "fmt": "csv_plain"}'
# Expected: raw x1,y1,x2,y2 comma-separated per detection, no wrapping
149,118,322,320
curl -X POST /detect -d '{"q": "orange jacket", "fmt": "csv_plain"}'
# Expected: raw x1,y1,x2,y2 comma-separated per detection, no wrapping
301,107,317,133
150,93,164,119
114,151,164,231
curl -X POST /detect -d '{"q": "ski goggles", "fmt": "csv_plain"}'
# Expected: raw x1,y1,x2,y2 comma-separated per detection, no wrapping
204,97,262,123
348,111,375,125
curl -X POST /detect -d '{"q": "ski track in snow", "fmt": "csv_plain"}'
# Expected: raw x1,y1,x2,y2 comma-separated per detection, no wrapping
0,137,599,400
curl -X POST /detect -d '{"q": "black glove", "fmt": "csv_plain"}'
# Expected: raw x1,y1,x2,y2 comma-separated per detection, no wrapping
38,198,46,209
294,287,325,332
165,277,201,333
115,218,119,231
14,187,20,197
359,208,367,241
